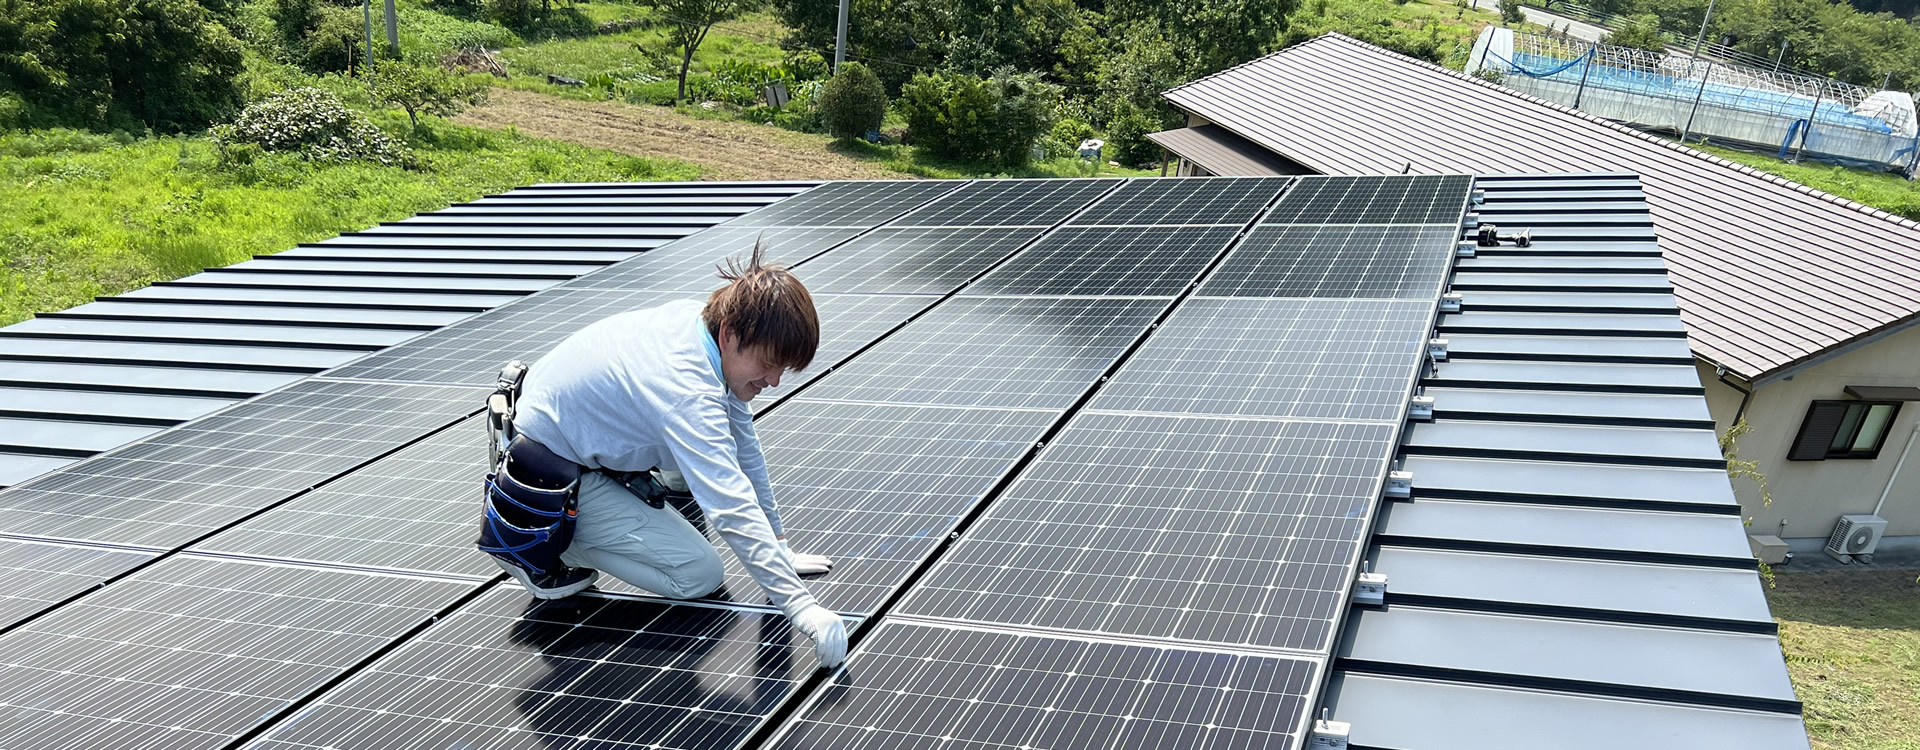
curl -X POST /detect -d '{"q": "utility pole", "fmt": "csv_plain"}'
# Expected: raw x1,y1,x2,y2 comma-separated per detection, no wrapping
363,0,375,76
386,0,399,56
833,0,849,75
1772,39,1788,72
1690,0,1718,60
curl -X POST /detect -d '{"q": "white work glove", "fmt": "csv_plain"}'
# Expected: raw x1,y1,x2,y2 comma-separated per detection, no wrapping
789,603,848,668
781,539,834,576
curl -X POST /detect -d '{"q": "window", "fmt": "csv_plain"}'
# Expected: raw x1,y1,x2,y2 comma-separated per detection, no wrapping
1788,400,1902,460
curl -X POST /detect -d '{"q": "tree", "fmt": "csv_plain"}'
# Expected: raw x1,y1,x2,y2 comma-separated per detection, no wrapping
897,69,1055,167
817,62,886,143
1602,14,1668,50
1500,0,1526,25
0,0,246,131
646,0,762,102
372,59,488,130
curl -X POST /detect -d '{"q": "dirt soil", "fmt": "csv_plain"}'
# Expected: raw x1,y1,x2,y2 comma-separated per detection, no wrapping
456,88,905,181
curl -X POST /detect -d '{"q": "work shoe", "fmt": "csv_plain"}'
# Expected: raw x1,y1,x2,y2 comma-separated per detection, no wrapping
494,556,598,599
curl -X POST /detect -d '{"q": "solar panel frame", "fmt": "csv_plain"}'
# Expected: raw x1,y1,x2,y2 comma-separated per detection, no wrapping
246,587,853,750
1261,175,1475,226
0,381,483,549
1086,298,1434,422
769,619,1321,750
791,296,1171,410
1196,224,1458,299
898,411,1398,654
962,226,1245,297
1067,177,1294,227
0,555,474,750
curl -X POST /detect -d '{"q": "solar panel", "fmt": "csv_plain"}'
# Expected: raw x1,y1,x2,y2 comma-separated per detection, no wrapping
247,588,849,750
726,181,964,227
795,227,1043,295
770,620,1320,750
893,179,1120,227
0,381,482,549
900,412,1396,653
1068,177,1292,226
192,416,494,579
1087,298,1432,421
1196,224,1457,299
566,227,864,291
793,296,1168,410
964,226,1242,296
1261,175,1473,225
0,555,472,749
758,294,945,407
0,538,154,630
596,401,1053,614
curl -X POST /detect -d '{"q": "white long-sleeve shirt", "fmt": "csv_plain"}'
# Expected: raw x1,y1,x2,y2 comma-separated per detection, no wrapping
513,299,814,615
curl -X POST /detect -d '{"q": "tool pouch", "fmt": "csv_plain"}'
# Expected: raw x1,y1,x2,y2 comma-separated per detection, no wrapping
477,436,582,577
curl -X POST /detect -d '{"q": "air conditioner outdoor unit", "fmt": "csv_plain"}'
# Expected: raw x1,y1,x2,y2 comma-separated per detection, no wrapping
1824,514,1888,563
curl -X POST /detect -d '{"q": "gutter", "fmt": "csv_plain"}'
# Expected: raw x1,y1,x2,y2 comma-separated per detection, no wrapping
1715,365,1756,448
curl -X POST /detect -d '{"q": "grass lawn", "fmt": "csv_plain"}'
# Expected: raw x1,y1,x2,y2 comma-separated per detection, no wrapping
0,123,698,327
1689,143,1920,221
1768,569,1920,750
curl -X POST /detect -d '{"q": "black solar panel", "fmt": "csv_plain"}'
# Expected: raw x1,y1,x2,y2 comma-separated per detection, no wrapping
193,416,493,578
727,180,964,227
597,401,1053,614
0,538,154,630
566,226,863,291
796,227,1043,295
1261,175,1473,225
794,296,1168,410
771,621,1319,750
248,589,847,750
759,294,945,408
964,226,1241,296
0,555,471,749
893,179,1119,227
1068,177,1292,226
1088,298,1432,421
1197,224,1456,299
900,412,1396,652
0,381,482,548
327,289,703,385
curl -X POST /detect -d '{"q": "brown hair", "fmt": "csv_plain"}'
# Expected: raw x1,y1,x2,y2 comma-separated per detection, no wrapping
702,238,820,371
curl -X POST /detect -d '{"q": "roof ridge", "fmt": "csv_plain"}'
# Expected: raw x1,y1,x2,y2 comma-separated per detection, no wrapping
1305,32,1920,231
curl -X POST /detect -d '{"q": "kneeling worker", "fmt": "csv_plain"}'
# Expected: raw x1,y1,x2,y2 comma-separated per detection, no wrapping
480,245,846,667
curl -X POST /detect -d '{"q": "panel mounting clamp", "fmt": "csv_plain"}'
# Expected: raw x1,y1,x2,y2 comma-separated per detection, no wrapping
1427,338,1449,362
1351,561,1387,607
1309,708,1351,749
1439,293,1463,314
1408,395,1435,422
1384,470,1413,500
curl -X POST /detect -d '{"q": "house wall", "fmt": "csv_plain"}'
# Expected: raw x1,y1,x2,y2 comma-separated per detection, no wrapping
1699,324,1920,540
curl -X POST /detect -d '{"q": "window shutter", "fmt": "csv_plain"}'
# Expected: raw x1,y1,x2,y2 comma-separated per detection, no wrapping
1788,401,1850,461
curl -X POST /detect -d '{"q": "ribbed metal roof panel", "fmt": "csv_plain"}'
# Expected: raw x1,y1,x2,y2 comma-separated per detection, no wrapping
1164,34,1920,379
0,180,813,487
1374,547,1775,628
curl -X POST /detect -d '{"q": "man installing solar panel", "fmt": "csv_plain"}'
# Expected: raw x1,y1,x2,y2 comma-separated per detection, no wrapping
473,243,847,669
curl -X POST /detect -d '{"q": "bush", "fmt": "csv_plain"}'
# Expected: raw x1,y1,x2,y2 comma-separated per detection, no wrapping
1103,105,1163,168
0,0,246,132
818,62,887,144
300,5,377,73
1500,0,1525,25
372,60,488,130
897,69,1055,167
211,88,416,167
1602,15,1667,52
1042,117,1096,162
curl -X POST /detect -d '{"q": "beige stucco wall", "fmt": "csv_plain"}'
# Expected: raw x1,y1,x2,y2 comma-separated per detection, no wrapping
1699,324,1920,539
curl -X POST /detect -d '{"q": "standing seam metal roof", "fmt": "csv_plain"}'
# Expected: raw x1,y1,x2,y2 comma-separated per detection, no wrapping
1162,33,1920,382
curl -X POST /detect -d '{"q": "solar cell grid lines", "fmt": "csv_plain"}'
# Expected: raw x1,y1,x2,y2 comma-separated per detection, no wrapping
1088,298,1433,421
192,416,494,579
794,296,1169,410
1198,224,1457,299
1261,175,1474,226
726,180,965,227
964,226,1243,297
0,381,483,549
597,401,1054,614
756,294,945,410
771,621,1319,750
567,226,864,291
893,179,1121,228
901,412,1397,653
0,538,154,631
247,587,843,750
0,555,471,750
794,227,1043,295
1068,177,1293,226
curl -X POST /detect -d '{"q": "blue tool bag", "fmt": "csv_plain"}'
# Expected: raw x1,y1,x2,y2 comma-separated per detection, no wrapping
478,435,582,577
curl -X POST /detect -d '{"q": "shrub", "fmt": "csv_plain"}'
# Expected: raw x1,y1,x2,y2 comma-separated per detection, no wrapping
897,69,1055,167
299,5,377,73
0,0,246,131
1103,105,1163,168
372,60,489,130
211,88,416,167
818,63,887,144
1499,0,1525,25
1602,15,1668,52
1042,117,1096,161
